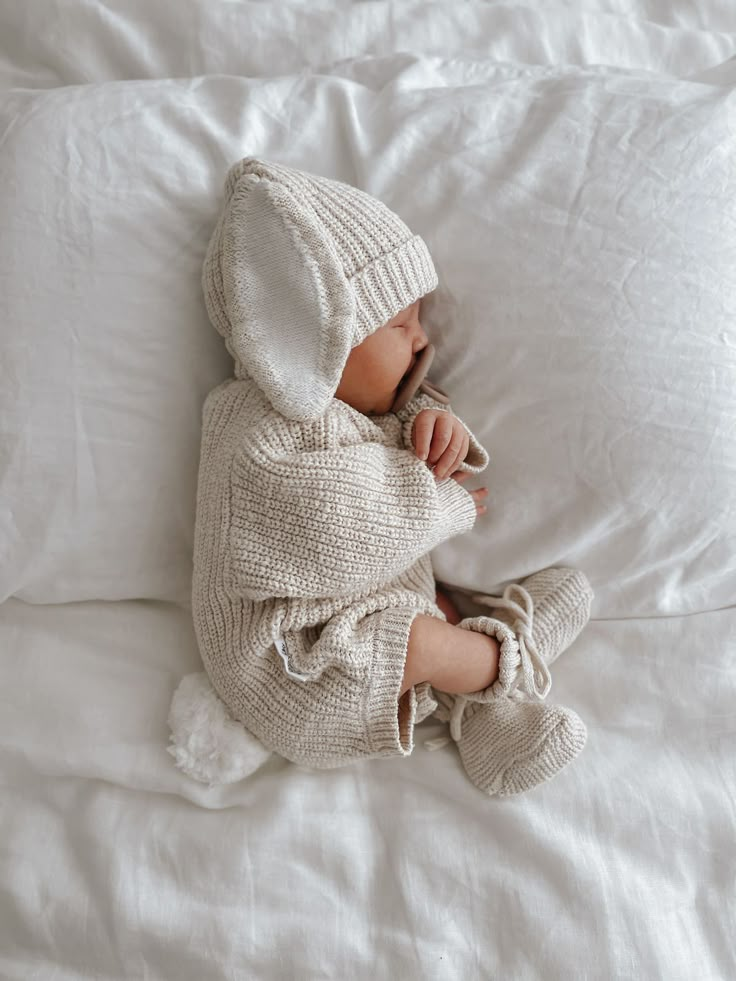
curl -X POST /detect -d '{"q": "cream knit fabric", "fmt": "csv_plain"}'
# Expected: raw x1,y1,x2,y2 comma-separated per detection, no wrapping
192,157,490,768
192,381,489,767
470,567,594,666
449,695,587,797
201,157,438,422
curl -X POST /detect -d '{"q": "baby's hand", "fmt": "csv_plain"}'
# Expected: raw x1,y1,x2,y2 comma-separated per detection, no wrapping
411,408,488,513
412,409,469,479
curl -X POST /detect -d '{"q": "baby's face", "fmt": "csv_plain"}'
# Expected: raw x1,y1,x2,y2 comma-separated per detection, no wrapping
335,298,430,416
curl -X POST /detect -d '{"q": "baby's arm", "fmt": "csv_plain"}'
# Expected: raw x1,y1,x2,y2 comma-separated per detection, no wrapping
227,440,479,601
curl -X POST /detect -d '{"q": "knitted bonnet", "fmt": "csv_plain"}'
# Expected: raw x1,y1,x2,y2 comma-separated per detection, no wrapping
201,157,438,422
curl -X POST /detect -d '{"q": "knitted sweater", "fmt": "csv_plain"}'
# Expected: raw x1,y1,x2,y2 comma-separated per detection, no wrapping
191,377,490,755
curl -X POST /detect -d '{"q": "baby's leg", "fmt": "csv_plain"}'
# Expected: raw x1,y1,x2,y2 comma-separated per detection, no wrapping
400,614,500,697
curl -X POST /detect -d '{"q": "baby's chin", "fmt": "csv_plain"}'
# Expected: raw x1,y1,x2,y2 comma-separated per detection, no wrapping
342,378,401,416
371,387,400,416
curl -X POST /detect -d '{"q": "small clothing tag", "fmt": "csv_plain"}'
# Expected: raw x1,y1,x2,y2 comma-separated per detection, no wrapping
274,637,309,682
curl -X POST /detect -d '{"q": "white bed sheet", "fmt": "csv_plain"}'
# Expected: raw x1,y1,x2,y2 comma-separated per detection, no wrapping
1,596,734,980
1,2,735,979
0,0,735,90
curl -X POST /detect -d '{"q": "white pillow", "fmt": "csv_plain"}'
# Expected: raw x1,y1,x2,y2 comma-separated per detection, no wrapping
1,62,734,616
414,66,736,618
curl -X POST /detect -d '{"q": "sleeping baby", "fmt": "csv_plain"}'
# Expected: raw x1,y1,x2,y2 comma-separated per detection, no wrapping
191,156,593,797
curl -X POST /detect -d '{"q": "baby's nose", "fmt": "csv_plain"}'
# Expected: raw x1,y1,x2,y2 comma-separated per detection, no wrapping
412,323,429,351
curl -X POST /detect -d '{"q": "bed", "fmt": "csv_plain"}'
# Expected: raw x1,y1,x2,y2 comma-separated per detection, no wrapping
1,2,734,978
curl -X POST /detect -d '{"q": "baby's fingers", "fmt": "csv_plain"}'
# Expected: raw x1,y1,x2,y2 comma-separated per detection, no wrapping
433,428,469,480
413,409,452,462
412,410,437,461
469,487,489,514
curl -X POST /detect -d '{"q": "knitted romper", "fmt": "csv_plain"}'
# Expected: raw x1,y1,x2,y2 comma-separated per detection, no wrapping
191,381,489,769
192,155,489,768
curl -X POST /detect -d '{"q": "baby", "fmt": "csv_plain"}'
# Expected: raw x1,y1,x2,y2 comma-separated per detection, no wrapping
191,156,593,797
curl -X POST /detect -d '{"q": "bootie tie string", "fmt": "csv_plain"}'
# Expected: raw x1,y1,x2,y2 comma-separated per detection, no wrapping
425,690,468,751
473,584,552,700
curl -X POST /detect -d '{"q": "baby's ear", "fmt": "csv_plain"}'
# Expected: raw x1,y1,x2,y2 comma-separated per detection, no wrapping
219,174,356,422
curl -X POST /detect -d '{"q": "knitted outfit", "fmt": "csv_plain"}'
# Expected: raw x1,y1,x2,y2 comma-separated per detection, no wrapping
192,157,592,791
192,157,489,768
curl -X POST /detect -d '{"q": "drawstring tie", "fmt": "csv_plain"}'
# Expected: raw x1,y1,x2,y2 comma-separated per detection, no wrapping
424,583,551,751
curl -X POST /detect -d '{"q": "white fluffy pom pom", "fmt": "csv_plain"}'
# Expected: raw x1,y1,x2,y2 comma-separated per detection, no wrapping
167,672,271,787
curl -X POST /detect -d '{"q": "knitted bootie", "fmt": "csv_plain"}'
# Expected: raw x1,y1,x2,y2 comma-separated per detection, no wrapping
431,687,587,797
469,567,593,666
426,613,587,797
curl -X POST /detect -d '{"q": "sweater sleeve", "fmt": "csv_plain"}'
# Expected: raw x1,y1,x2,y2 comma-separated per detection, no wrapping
226,439,479,601
394,391,490,474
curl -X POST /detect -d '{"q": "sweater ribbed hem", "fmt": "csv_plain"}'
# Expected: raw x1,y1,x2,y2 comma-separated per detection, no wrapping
363,605,423,758
458,424,490,473
435,477,478,538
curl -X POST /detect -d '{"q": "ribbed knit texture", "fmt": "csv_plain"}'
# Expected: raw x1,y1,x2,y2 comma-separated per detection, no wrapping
471,567,594,665
201,156,438,422
453,697,587,797
191,381,490,769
